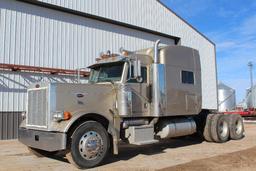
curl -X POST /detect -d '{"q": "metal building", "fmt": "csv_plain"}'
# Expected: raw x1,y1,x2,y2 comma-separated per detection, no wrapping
0,0,217,139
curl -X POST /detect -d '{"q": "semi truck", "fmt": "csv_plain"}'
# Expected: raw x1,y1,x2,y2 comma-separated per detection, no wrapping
18,40,244,169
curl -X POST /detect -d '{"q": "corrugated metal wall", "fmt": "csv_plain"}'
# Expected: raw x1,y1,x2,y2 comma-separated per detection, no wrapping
0,112,22,140
0,0,175,112
0,71,85,140
0,70,86,112
36,0,218,110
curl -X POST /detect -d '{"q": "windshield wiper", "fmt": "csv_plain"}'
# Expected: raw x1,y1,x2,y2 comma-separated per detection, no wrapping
97,77,115,84
103,79,116,84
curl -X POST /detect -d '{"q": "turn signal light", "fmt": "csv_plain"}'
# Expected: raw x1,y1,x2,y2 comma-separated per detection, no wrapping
53,111,72,122
63,111,72,120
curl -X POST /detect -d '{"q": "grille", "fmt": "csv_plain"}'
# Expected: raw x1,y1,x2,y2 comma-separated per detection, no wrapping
27,88,48,128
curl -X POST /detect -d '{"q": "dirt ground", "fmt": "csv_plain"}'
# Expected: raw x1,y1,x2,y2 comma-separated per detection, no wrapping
0,123,255,171
160,146,256,171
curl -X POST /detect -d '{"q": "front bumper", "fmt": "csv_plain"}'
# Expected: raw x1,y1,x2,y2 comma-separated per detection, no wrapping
18,128,67,152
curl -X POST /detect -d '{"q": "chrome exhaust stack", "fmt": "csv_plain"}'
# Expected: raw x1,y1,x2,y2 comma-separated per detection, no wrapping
152,40,166,116
154,40,161,64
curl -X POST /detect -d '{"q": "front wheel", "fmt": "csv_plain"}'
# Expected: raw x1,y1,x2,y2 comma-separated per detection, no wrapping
66,121,110,169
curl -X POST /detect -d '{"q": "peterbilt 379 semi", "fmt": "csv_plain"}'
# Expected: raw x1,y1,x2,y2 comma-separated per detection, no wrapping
18,40,244,168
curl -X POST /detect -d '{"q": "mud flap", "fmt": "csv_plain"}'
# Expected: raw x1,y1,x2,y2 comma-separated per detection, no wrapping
108,109,121,155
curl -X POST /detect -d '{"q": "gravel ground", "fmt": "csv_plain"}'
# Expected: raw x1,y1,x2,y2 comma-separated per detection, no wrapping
0,123,255,171
159,146,256,171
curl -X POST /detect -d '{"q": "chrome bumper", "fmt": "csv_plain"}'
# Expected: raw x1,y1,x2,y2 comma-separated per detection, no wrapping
18,128,67,152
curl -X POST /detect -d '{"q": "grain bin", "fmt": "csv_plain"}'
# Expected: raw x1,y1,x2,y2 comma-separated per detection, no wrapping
246,86,256,109
218,82,236,112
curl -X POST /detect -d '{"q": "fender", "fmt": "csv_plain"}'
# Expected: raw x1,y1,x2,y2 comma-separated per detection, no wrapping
62,111,120,154
62,111,112,133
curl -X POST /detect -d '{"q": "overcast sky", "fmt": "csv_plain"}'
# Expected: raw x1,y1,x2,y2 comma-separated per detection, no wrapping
161,0,256,103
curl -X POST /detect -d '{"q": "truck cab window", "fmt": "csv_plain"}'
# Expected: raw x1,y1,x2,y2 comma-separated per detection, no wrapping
89,62,124,83
182,70,194,84
128,66,147,83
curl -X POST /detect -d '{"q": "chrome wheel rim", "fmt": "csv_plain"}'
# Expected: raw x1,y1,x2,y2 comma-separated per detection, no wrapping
79,131,104,160
235,119,243,135
219,120,229,138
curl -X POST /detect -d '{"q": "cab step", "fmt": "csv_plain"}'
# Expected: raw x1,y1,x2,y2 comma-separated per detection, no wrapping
125,125,158,145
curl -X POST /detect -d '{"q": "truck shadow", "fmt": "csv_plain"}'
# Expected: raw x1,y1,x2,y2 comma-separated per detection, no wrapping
45,134,204,166
104,134,203,165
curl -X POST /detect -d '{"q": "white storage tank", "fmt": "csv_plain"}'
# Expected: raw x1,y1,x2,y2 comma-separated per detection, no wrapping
218,82,236,112
246,86,256,109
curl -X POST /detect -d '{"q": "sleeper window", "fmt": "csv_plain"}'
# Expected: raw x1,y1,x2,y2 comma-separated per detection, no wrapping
182,71,194,84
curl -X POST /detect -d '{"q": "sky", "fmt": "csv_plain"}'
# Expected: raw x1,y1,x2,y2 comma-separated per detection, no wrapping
161,0,256,103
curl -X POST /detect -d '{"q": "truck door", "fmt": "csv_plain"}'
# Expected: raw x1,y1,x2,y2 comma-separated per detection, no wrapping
127,66,150,116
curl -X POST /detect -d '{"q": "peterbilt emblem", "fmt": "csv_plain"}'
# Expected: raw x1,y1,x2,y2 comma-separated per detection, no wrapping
76,93,85,98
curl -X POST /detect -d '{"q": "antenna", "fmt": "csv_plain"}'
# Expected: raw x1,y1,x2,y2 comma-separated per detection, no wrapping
248,61,253,90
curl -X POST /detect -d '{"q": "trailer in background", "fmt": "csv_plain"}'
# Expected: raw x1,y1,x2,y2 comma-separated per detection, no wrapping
224,109,256,117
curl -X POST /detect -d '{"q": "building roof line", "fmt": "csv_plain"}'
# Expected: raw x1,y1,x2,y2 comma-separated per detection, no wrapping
156,0,215,46
17,0,181,44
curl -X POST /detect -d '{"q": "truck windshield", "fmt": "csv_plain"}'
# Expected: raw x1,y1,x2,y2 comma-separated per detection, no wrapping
89,62,124,83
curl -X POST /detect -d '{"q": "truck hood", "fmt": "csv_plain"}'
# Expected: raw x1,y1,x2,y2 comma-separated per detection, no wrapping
52,83,117,115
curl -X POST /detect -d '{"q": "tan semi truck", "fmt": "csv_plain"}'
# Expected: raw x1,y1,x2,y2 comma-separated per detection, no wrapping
18,40,244,168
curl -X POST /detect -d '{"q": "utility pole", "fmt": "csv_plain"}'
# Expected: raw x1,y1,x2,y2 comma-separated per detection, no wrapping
248,61,253,91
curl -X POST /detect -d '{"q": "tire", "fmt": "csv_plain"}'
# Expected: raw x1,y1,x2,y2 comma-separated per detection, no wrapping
228,114,244,140
66,121,110,169
28,147,57,157
211,114,230,143
203,114,214,142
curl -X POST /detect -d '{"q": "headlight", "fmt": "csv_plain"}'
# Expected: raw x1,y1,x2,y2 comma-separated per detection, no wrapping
53,111,72,122
21,111,26,120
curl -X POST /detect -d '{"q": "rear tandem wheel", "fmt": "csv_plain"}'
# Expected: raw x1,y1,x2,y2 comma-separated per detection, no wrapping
228,114,244,140
203,113,239,143
210,114,230,143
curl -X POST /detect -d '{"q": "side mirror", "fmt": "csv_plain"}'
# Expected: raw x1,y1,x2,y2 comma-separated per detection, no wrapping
127,59,143,83
133,59,141,78
133,59,143,83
